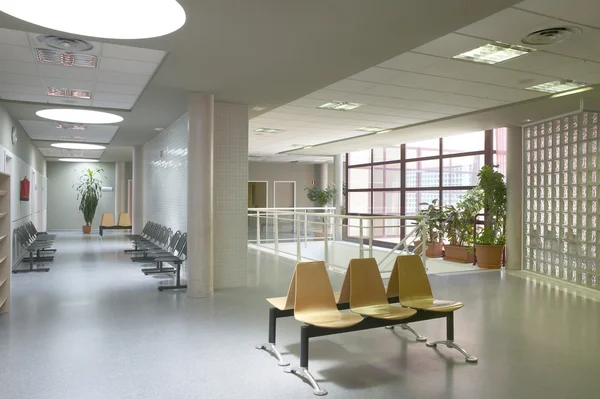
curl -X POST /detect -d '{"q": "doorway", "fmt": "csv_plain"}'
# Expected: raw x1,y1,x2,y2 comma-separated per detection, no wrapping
248,181,268,240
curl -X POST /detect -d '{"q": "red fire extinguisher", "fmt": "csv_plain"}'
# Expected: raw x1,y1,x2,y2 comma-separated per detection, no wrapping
20,177,30,201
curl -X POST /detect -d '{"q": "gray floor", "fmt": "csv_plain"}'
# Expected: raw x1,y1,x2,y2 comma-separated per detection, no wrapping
1,232,599,399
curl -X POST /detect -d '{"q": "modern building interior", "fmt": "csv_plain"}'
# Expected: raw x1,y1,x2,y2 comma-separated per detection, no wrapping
0,0,599,398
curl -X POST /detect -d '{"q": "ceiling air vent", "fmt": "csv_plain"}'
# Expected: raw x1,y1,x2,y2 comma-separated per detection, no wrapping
521,27,582,45
55,122,86,131
37,35,93,51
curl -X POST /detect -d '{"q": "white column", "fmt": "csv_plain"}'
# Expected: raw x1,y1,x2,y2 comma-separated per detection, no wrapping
320,163,329,189
114,161,126,219
334,154,343,239
132,146,144,234
187,93,214,298
506,126,523,270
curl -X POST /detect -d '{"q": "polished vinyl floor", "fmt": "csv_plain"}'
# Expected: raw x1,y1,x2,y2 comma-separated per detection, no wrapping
1,232,599,399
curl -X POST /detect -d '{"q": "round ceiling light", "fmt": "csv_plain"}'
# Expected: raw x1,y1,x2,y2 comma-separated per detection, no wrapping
51,143,106,150
37,109,123,124
58,158,99,163
0,0,186,40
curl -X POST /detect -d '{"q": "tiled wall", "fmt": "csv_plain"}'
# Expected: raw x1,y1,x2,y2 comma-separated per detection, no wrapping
143,103,249,289
523,112,599,290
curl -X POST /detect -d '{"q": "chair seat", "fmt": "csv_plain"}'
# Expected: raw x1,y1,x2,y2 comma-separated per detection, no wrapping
267,292,342,311
351,304,416,320
402,298,463,312
297,310,363,329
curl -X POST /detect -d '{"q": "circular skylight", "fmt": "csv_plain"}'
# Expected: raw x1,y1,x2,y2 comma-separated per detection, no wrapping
58,158,99,163
0,0,186,40
37,109,123,124
51,143,106,150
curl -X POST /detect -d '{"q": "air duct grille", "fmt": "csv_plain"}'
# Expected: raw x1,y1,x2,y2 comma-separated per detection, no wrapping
35,48,97,69
37,35,93,51
521,27,582,45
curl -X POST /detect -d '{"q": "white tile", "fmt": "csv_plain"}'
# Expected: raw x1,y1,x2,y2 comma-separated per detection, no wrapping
97,71,151,86
101,43,165,63
37,64,98,81
0,44,35,63
0,59,38,75
93,92,138,104
0,72,40,86
0,83,44,95
40,77,95,91
95,82,144,95
378,52,443,72
99,57,158,75
0,28,30,47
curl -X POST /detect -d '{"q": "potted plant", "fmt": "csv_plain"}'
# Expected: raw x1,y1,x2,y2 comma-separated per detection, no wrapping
74,167,104,234
305,184,337,238
473,165,507,268
443,189,481,263
415,199,445,258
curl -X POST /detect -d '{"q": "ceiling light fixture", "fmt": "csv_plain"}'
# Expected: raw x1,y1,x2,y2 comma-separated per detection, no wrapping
55,122,86,130
375,129,392,135
251,106,267,112
0,0,186,39
526,80,589,94
37,109,123,124
35,48,97,69
358,126,386,133
303,146,313,149
254,128,285,133
47,87,92,100
154,128,165,132
318,101,363,111
453,42,534,64
58,158,99,163
550,86,594,98
51,143,106,150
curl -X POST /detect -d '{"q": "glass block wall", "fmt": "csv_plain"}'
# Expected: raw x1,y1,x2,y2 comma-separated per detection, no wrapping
523,111,599,290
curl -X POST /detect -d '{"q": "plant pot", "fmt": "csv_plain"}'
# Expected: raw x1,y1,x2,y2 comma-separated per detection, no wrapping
475,245,504,269
414,241,444,258
82,225,92,234
444,245,475,263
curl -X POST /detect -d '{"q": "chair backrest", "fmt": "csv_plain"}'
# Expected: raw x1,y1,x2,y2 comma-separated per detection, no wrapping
387,255,434,302
118,213,131,226
168,231,181,252
173,233,187,257
294,261,338,318
346,258,388,309
100,213,115,227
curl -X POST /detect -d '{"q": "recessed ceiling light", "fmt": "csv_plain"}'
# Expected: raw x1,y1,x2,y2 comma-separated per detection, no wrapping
254,128,285,133
375,129,392,135
51,143,106,150
453,42,534,64
303,146,313,149
55,122,86,131
251,106,267,111
318,101,363,111
154,128,165,132
35,48,97,69
47,87,92,100
550,86,594,98
526,80,589,94
521,119,532,123
37,109,123,124
358,126,386,133
0,0,186,40
58,158,99,163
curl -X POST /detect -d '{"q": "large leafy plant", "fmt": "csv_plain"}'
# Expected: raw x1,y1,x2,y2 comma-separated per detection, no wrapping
74,167,104,226
444,188,482,247
474,165,507,246
305,184,337,207
418,199,445,243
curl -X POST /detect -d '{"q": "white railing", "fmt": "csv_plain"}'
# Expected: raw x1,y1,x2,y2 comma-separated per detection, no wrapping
248,207,428,275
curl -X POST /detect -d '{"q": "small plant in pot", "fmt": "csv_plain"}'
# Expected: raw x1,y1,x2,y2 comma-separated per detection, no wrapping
74,167,104,234
415,199,445,258
473,165,507,268
443,189,481,263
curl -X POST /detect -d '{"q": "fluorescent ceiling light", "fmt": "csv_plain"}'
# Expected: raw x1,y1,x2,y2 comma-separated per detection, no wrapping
51,143,106,150
37,109,123,124
550,86,594,98
47,87,92,100
318,101,362,111
36,49,97,69
303,146,313,149
453,42,534,64
55,122,86,130
358,126,386,133
375,129,392,135
251,106,267,111
526,80,589,94
254,128,285,133
0,0,186,39
58,158,99,163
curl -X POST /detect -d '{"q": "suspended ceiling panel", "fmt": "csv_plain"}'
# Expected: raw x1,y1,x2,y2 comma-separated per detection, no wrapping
0,28,165,110
38,147,104,159
19,120,118,143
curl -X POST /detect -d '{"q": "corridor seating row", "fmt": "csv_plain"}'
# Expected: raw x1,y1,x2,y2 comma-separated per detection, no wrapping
257,255,477,396
125,221,187,291
99,213,132,236
13,222,57,274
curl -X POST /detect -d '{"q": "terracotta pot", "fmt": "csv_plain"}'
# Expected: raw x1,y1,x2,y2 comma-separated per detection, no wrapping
414,241,444,258
475,245,504,269
82,225,92,234
444,245,475,263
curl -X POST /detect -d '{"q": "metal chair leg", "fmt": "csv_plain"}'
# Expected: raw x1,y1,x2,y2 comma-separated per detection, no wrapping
255,343,289,367
284,366,327,396
426,340,478,363
385,323,427,342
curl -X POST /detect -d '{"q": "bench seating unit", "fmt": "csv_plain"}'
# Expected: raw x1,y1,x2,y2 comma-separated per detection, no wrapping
99,213,132,236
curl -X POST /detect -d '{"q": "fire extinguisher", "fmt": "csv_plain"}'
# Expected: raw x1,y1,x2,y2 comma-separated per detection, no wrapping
20,177,30,201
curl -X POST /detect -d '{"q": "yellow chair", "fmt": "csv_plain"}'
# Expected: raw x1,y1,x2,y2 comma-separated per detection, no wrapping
118,213,132,227
347,258,416,321
100,213,115,227
390,255,478,363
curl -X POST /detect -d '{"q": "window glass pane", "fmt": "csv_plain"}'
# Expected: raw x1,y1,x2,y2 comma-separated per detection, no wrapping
348,150,371,165
406,159,439,188
405,191,439,216
494,127,508,179
442,155,484,187
406,138,439,158
373,192,400,215
443,131,485,154
443,190,468,207
348,192,371,214
373,163,401,189
348,166,371,189
373,146,401,163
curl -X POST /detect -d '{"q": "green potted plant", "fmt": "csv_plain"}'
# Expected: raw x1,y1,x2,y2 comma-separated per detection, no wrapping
415,199,445,258
473,165,507,268
305,184,337,238
443,189,481,263
74,167,104,234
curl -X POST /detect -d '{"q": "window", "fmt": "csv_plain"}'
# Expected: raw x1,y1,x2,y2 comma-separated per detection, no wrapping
443,155,484,187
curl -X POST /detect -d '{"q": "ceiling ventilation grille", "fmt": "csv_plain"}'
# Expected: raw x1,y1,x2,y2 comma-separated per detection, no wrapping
47,87,92,99
521,27,582,45
61,149,84,157
57,135,86,141
37,35,93,51
55,122,86,131
35,48,98,69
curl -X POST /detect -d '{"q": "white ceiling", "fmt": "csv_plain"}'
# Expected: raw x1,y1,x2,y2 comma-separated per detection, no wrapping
19,120,118,143
256,0,600,158
38,147,104,159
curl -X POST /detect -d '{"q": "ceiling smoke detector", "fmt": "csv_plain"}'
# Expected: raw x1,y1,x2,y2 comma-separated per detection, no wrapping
521,27,582,45
37,35,93,51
